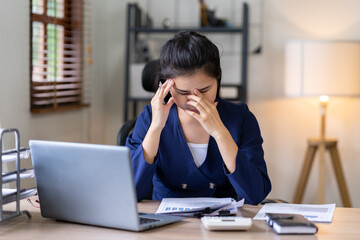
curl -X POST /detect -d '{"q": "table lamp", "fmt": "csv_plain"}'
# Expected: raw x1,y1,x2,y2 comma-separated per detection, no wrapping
285,40,360,207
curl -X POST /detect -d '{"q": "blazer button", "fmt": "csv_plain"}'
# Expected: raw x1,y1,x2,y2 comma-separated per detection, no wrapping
209,182,215,189
181,183,188,189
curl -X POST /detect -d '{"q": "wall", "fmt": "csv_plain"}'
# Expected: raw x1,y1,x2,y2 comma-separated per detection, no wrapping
1,0,359,207
253,0,360,207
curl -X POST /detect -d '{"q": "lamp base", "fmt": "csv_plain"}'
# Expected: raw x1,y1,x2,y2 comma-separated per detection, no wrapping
293,138,352,207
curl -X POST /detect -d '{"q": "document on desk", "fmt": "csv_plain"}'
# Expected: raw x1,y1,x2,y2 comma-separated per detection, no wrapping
2,169,35,184
253,203,336,222
156,197,244,217
1,188,37,205
1,148,30,163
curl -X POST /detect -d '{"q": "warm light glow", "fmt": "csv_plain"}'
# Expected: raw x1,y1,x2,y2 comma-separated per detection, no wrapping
320,95,329,103
285,41,360,97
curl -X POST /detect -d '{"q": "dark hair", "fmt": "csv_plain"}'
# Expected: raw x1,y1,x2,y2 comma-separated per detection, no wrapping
159,31,222,97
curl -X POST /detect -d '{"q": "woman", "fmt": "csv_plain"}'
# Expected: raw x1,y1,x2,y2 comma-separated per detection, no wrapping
126,31,271,204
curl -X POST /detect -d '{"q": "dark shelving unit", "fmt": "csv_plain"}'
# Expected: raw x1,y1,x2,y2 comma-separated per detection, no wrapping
124,3,249,121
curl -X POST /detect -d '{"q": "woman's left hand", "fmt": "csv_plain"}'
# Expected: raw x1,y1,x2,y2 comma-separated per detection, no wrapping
186,89,238,173
185,89,224,139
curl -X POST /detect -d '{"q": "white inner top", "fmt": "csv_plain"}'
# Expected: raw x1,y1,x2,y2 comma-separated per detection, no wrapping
187,142,209,168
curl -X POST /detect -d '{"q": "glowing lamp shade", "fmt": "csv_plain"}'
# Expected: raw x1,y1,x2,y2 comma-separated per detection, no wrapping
285,40,360,98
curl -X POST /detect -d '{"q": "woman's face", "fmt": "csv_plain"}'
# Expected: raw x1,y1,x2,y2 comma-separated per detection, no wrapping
170,71,218,113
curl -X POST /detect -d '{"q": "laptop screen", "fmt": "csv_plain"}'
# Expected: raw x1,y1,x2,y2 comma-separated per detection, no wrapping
30,140,141,230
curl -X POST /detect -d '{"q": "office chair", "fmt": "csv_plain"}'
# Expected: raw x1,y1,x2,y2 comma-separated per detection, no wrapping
117,59,161,146
117,60,288,205
117,119,137,146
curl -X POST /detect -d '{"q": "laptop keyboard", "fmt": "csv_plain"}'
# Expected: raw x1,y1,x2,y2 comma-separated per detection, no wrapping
140,217,161,224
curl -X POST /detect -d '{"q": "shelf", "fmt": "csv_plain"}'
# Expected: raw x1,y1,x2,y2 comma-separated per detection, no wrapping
0,128,33,222
124,2,249,121
221,84,243,87
1,148,30,164
130,27,243,33
2,169,35,184
2,188,37,205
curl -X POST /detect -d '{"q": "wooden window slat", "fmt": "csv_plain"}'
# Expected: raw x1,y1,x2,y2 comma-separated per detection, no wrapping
32,77,81,83
32,89,82,98
32,96,82,106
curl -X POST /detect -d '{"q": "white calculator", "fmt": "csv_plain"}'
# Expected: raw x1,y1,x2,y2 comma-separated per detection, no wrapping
201,216,253,231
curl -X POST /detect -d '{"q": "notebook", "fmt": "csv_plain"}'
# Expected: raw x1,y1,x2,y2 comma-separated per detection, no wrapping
265,213,318,235
29,140,183,231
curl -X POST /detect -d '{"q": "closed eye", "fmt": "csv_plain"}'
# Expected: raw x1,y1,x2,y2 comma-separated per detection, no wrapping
199,89,209,94
174,85,212,95
176,90,190,95
199,86,211,93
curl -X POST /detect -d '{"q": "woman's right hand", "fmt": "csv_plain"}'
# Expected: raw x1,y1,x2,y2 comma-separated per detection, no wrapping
150,79,175,130
142,79,174,164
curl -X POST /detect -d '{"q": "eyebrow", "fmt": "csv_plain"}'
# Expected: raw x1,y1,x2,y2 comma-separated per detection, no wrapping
174,85,212,93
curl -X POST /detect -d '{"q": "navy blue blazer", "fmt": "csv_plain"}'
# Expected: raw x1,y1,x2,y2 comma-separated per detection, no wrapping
126,98,271,204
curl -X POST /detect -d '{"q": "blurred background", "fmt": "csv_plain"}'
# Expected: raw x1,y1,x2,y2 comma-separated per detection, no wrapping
0,0,359,207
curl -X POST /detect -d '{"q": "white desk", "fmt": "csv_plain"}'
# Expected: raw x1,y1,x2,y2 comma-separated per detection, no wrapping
1,197,360,240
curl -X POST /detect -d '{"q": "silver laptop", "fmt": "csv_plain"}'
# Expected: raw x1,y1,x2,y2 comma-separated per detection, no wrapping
29,140,183,231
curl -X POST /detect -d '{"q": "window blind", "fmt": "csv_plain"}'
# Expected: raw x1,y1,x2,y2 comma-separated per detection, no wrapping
31,0,89,113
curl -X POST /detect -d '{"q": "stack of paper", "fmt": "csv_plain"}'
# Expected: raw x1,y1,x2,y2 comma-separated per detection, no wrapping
1,188,37,205
254,203,336,223
156,197,244,217
1,148,30,163
2,169,35,184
